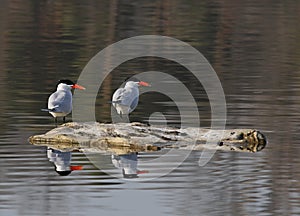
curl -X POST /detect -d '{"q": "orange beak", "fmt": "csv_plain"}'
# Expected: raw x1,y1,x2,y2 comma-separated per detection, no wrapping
72,84,86,90
138,81,151,87
70,165,83,171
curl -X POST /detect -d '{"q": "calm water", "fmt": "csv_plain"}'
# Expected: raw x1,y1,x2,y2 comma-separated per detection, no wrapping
1,1,300,215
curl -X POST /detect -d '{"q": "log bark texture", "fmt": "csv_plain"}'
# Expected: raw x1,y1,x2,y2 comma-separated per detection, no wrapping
28,122,267,155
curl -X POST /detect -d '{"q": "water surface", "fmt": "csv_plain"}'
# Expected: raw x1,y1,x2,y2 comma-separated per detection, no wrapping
1,1,300,215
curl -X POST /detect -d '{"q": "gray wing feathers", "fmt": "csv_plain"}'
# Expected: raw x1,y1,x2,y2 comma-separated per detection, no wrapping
112,87,138,107
48,91,72,113
130,96,139,111
112,88,125,103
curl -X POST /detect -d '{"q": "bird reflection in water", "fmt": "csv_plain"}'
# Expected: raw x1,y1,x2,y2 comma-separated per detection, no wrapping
47,148,83,176
111,152,148,179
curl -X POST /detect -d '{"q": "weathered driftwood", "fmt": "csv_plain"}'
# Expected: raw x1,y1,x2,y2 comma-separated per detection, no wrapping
28,122,267,155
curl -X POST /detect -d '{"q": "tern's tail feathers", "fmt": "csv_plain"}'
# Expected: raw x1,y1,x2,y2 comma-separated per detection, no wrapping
109,100,122,104
41,106,58,112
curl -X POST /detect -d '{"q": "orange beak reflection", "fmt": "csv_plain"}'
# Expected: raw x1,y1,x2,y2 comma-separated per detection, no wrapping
70,165,83,171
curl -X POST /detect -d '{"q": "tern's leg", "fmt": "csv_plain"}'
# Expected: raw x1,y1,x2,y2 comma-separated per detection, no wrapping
63,116,66,123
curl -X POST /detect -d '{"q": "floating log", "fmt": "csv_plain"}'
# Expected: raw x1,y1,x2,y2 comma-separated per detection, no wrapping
28,122,267,154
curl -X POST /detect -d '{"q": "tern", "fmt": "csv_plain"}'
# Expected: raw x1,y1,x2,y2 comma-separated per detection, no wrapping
42,79,85,124
112,79,150,117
